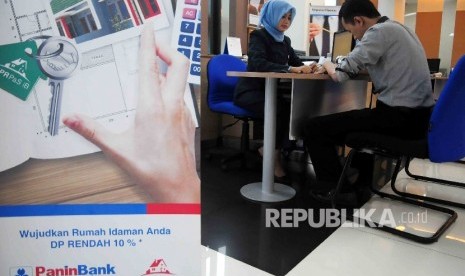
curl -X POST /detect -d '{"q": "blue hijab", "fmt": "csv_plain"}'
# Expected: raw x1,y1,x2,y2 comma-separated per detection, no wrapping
258,0,296,42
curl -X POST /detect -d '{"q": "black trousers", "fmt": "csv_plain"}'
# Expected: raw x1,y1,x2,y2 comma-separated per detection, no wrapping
304,100,432,186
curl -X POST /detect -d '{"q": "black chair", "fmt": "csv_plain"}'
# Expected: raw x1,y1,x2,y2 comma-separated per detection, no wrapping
330,55,465,243
206,54,257,170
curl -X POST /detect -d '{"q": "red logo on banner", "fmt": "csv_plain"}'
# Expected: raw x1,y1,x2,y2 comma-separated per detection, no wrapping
141,259,174,275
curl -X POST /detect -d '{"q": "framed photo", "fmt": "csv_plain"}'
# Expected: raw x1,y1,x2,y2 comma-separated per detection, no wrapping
248,0,268,26
306,5,342,57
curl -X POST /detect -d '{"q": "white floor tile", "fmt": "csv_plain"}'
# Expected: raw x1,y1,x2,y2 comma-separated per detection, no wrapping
287,226,465,276
200,159,465,276
201,246,273,276
288,159,465,275
394,159,465,205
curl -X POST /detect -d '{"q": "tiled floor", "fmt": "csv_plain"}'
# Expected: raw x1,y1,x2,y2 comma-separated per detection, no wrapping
201,147,340,276
202,149,465,275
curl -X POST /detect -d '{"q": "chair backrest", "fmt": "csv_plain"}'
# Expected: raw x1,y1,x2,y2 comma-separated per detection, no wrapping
428,55,465,162
207,54,246,108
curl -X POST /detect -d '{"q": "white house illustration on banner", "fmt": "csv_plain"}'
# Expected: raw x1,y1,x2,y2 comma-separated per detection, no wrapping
4,58,28,80
142,259,174,275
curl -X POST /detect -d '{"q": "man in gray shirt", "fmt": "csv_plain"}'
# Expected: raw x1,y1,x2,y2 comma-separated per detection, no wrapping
304,0,434,204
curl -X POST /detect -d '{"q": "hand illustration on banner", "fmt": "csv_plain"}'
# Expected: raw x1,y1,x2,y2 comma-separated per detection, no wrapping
63,25,200,203
308,5,342,57
309,15,336,57
308,22,322,42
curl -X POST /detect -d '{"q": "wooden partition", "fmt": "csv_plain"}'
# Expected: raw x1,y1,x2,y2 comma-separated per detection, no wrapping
416,0,444,58
452,0,465,67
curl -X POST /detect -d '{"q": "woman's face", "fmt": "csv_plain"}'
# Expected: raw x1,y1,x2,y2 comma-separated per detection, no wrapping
277,12,292,32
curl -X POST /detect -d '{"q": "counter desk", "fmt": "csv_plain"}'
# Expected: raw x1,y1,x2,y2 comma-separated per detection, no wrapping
227,71,370,203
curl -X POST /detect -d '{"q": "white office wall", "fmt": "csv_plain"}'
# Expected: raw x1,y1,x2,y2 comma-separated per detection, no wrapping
378,0,396,18
221,0,230,52
404,2,417,30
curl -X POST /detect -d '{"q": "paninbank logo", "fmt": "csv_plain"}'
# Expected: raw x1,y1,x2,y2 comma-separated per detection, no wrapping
10,267,33,276
10,264,116,275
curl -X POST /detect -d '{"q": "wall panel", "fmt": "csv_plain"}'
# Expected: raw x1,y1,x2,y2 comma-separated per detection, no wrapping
451,1,465,67
416,0,444,58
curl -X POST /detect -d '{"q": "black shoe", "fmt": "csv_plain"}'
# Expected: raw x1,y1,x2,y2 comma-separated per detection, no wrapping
275,174,291,185
309,189,359,207
348,177,374,203
308,189,333,203
355,185,373,205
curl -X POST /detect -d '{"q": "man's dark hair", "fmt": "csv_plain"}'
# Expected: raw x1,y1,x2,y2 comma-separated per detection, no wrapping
339,0,381,24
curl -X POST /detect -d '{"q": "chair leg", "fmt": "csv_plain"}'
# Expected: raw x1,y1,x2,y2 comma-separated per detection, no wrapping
405,158,465,188
241,119,250,152
239,119,250,168
331,149,357,208
218,119,250,170
389,158,465,209
216,135,224,147
335,149,457,243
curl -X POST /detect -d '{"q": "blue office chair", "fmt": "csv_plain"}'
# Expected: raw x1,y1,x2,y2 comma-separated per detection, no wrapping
394,55,465,204
330,55,465,243
206,54,257,170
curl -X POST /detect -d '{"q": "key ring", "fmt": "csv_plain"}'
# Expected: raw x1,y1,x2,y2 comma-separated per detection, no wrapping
35,36,80,80
25,35,64,60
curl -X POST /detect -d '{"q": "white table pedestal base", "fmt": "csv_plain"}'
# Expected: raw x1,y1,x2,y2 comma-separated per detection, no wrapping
240,182,296,202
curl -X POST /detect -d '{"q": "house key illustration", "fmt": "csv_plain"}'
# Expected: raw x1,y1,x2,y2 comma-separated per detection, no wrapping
33,36,80,136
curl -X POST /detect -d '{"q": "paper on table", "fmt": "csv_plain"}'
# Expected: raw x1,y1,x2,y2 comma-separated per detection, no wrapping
303,61,316,66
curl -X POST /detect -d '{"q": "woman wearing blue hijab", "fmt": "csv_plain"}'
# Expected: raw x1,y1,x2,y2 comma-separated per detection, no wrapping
234,0,311,182
258,0,296,42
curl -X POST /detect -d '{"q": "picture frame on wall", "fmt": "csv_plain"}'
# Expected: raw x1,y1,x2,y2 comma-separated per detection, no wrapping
306,4,342,57
248,0,268,26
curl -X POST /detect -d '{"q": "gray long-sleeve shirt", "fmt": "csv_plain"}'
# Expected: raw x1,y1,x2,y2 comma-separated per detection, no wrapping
336,19,435,108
